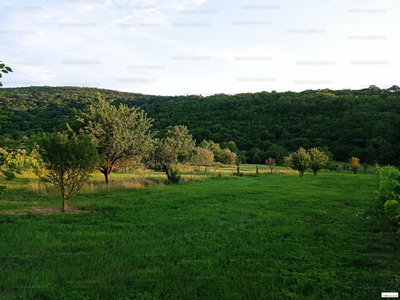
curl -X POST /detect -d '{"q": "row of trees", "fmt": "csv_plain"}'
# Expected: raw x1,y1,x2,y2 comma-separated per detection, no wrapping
283,148,329,177
282,147,367,176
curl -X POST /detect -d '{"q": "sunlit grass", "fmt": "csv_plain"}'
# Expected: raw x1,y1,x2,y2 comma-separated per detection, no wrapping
1,169,398,299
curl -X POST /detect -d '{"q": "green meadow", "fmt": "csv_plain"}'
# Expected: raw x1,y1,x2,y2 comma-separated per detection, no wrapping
1,167,399,299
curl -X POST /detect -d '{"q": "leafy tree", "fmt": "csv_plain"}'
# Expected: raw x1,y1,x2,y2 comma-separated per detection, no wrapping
289,147,311,177
349,157,360,174
264,144,290,164
75,94,153,184
308,147,329,176
0,62,34,195
251,148,264,164
35,132,98,212
283,156,291,170
146,125,195,181
219,148,236,165
199,140,222,161
265,157,276,173
317,146,333,161
325,160,339,171
235,152,246,175
191,147,214,172
221,141,238,153
0,61,13,87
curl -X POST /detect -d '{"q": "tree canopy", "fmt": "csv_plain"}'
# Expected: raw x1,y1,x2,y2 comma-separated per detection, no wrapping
1,86,400,165
35,132,98,212
74,94,153,184
146,125,195,180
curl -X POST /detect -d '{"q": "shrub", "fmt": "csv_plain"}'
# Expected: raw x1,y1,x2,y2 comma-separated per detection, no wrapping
325,160,339,171
349,157,360,174
168,167,181,184
265,157,276,173
376,166,400,233
289,147,310,177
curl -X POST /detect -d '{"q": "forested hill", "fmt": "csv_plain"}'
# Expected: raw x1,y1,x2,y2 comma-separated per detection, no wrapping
1,85,400,165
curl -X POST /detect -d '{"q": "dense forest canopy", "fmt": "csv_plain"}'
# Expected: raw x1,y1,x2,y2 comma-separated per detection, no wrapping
1,85,400,165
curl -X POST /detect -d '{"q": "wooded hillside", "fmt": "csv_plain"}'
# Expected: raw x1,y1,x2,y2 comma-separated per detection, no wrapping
1,85,399,165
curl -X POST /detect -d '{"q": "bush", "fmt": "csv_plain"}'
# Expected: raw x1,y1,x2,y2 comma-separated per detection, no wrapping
349,157,360,174
168,167,182,184
376,165,400,233
325,160,339,171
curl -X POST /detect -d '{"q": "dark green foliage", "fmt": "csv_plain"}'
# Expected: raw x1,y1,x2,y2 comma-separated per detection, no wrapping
363,162,369,174
377,166,400,232
264,144,290,164
325,160,340,171
1,86,400,164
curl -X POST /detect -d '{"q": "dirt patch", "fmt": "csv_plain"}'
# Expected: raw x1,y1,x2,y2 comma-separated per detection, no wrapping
2,205,92,216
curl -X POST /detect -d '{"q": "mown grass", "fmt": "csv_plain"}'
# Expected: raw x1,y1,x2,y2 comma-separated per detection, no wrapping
1,170,399,300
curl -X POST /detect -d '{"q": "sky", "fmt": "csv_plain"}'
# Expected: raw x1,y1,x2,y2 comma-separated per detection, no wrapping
1,0,399,96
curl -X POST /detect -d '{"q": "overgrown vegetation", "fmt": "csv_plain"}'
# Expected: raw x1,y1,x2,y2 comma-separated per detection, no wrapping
376,165,400,233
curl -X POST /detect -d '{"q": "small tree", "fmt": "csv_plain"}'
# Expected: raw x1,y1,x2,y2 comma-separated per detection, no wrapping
199,140,221,161
35,132,98,212
220,141,238,153
235,152,245,176
290,147,311,177
146,125,195,181
219,148,237,165
75,94,153,184
191,147,214,172
265,157,276,173
308,148,329,176
283,156,291,170
349,157,360,174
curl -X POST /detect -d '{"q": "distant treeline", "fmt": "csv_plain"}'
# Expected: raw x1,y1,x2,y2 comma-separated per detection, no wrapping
1,85,400,165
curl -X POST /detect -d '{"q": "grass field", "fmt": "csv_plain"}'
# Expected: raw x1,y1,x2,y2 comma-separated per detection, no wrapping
1,167,399,299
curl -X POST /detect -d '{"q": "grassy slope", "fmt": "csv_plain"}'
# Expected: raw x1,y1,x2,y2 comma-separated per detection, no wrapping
1,171,399,300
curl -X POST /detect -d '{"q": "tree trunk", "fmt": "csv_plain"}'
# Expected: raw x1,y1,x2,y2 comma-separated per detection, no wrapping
103,171,111,184
165,168,171,181
205,166,207,172
313,170,317,176
101,166,113,184
62,196,67,212
256,166,258,174
237,166,240,176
